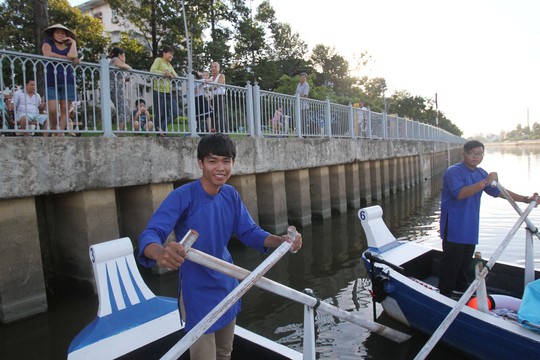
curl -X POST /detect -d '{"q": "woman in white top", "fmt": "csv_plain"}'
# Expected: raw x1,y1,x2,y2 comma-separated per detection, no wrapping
210,62,227,132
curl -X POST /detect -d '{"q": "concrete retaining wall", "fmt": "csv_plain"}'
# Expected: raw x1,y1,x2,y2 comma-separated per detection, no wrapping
0,136,463,323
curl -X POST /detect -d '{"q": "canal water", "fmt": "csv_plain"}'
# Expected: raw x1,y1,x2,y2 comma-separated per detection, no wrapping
2,144,539,359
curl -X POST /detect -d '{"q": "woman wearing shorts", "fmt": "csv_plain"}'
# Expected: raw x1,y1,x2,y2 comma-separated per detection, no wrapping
41,24,80,136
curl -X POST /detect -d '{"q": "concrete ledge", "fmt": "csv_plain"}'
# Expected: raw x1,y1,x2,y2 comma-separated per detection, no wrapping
0,137,458,200
0,293,48,323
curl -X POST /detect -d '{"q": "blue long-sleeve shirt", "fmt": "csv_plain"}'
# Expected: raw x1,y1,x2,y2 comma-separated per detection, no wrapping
440,162,500,245
138,179,270,332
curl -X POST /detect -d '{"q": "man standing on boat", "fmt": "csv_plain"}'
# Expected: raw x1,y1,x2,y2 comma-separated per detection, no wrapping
438,140,537,298
138,133,302,360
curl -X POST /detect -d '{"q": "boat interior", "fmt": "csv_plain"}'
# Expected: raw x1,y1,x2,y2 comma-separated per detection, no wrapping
398,247,538,299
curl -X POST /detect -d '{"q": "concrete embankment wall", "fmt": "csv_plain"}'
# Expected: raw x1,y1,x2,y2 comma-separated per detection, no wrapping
0,137,463,323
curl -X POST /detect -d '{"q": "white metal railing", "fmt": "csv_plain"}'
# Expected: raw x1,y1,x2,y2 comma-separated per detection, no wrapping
0,49,464,144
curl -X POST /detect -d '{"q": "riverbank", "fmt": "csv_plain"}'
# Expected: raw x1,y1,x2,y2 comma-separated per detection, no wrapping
486,140,540,146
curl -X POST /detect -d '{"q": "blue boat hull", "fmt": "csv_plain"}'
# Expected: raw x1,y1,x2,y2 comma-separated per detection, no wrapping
364,258,540,360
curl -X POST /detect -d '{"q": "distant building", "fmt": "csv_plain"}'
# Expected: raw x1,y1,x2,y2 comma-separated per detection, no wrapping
77,0,148,50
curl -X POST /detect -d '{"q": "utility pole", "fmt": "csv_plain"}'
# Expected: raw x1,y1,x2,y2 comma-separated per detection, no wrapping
180,0,192,75
435,93,439,126
181,0,196,136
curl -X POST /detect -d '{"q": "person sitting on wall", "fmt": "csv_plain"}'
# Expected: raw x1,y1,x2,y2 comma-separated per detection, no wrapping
12,79,48,136
133,99,154,134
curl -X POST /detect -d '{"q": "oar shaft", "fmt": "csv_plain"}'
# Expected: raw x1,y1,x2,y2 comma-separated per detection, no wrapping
414,199,536,360
187,248,411,343
161,239,293,360
495,182,539,237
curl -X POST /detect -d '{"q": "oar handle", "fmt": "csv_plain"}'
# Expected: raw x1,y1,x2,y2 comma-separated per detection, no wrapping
179,229,199,251
287,225,298,253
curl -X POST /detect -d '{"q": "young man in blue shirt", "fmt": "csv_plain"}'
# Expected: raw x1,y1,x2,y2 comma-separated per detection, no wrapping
138,133,302,359
439,140,536,297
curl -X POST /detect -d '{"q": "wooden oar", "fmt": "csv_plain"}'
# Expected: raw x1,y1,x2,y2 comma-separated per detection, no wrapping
413,199,537,360
160,227,296,360
186,247,411,343
494,181,538,286
494,181,540,238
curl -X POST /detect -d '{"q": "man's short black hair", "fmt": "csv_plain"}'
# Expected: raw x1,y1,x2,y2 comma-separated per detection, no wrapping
463,140,484,152
197,133,236,161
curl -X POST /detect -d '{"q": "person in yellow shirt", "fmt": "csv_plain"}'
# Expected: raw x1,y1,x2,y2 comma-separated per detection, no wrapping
150,45,179,136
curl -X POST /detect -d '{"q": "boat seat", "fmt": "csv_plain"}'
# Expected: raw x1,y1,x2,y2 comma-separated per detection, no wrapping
359,205,401,253
67,237,183,359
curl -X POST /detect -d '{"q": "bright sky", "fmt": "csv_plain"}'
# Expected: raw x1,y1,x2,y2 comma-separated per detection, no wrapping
70,0,540,137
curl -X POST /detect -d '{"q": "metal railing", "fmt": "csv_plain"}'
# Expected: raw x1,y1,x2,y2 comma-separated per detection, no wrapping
1,49,464,143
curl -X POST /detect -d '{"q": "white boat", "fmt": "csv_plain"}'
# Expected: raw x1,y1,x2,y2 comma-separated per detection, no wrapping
67,237,302,360
68,233,410,359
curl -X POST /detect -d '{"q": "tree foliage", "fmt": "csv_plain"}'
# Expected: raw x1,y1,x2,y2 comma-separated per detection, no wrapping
0,0,464,136
0,0,108,61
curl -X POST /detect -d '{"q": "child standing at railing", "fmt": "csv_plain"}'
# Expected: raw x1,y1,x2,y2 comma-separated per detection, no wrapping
132,99,153,134
271,107,283,134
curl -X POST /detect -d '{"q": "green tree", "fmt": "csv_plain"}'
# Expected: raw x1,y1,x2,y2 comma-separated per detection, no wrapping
0,0,108,60
310,44,350,91
106,0,188,60
229,15,267,85
48,0,109,62
112,33,153,71
0,0,42,52
531,122,540,140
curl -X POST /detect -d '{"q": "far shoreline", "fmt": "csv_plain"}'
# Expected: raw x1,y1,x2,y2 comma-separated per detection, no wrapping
485,140,540,146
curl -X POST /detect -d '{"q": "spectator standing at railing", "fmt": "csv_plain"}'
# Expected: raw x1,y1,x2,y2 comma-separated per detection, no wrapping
41,24,80,136
12,79,48,137
210,62,227,132
358,101,368,137
150,45,179,136
108,47,132,133
192,71,213,134
295,72,310,133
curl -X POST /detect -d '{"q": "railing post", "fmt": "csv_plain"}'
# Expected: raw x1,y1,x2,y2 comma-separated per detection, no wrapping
325,97,331,138
187,73,198,137
303,289,316,360
525,220,535,287
348,103,354,139
382,111,388,139
249,81,259,137
367,108,372,139
99,54,114,137
295,94,302,138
